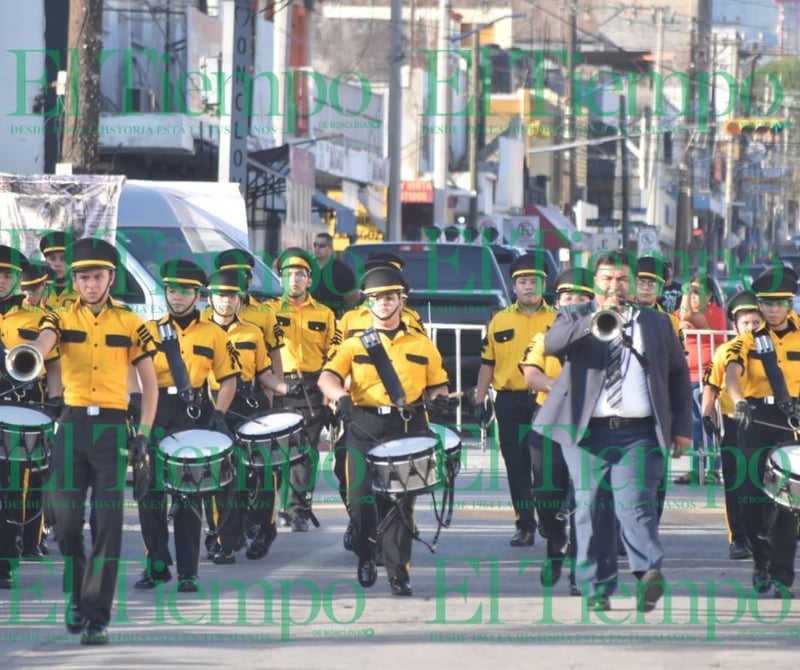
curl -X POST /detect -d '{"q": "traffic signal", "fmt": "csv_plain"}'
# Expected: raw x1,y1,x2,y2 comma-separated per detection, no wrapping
723,118,786,135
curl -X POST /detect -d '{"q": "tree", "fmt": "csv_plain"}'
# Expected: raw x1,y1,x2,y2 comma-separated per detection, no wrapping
60,0,103,172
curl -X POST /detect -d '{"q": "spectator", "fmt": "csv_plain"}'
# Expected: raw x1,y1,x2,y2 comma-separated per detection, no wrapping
658,259,683,313
310,232,359,318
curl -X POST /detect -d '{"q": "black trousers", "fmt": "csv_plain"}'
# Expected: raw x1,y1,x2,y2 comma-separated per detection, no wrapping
495,391,537,531
137,395,213,578
344,406,428,582
529,430,576,565
47,407,128,626
279,390,327,516
720,415,747,545
737,403,798,587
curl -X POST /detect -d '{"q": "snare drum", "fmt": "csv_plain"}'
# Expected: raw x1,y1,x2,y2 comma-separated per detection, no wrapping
157,428,235,494
366,433,444,496
763,445,800,510
428,423,462,478
235,411,308,470
0,403,54,472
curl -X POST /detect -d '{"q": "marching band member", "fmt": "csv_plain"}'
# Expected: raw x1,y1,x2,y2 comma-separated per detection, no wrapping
267,248,335,532
520,267,594,595
204,269,290,564
475,253,555,547
701,291,761,561
318,266,450,596
725,269,800,599
134,260,239,594
39,231,78,310
29,237,159,645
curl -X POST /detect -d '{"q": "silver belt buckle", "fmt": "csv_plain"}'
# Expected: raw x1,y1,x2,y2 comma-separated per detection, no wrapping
167,386,178,395
377,406,391,415
608,417,622,429
87,406,100,416
764,396,775,405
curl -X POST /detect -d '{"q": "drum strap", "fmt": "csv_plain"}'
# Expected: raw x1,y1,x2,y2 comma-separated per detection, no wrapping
158,321,199,415
754,330,795,416
360,329,407,409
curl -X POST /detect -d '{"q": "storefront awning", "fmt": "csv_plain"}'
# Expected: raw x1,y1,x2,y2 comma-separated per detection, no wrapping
313,190,356,235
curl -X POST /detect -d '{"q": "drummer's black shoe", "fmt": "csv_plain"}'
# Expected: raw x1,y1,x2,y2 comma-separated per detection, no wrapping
212,550,236,565
357,556,377,588
752,566,771,594
0,564,13,589
65,600,87,634
569,576,582,597
134,567,172,590
510,528,534,547
291,516,309,532
389,576,412,597
773,584,794,599
204,533,220,560
540,559,564,587
729,540,752,560
21,546,45,560
38,540,50,556
247,525,277,560
80,620,109,646
278,511,292,528
343,522,356,553
177,574,199,593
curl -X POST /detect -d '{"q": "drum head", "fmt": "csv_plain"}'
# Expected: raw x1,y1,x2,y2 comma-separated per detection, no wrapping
770,445,800,473
0,404,52,427
237,412,303,438
369,435,438,459
428,424,461,454
159,429,233,458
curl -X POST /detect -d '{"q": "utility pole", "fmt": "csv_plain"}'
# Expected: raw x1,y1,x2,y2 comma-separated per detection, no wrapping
432,0,451,227
723,35,740,246
562,4,577,215
468,32,480,228
646,7,665,243
61,0,103,173
387,0,404,241
619,95,629,246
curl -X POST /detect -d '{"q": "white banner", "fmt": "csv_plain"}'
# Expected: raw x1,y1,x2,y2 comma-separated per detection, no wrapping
0,173,125,258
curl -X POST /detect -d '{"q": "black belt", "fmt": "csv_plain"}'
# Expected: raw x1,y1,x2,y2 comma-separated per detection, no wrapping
747,396,777,406
355,405,424,418
588,416,653,430
284,371,320,381
63,406,127,419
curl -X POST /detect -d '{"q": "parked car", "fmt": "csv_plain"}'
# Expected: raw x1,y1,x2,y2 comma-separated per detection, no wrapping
341,242,511,405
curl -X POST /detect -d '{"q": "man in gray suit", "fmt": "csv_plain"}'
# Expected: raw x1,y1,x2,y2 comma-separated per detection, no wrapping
533,250,692,613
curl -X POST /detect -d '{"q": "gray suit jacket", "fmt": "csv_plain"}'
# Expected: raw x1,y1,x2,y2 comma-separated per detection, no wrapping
532,306,693,452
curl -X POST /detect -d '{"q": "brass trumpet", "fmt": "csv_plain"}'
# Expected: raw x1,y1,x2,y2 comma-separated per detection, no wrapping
5,343,45,383
590,309,624,342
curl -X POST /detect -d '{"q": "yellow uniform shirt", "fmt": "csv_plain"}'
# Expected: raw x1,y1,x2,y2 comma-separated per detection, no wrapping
39,297,156,410
266,294,335,374
725,323,800,398
211,318,272,385
45,284,79,311
324,325,449,406
519,330,562,406
201,295,283,352
1,300,59,366
481,302,555,392
146,313,240,390
703,338,737,416
330,303,426,359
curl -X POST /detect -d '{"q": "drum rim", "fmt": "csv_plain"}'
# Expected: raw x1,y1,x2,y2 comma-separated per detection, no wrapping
367,435,440,460
157,427,234,457
0,404,55,428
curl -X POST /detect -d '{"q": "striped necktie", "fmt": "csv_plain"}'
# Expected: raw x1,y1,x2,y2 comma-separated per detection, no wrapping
605,335,624,409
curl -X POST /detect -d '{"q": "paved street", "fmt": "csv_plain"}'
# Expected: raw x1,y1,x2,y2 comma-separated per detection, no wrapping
2,435,799,669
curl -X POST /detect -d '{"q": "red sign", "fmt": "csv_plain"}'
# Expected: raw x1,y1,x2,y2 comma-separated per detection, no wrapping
401,180,433,204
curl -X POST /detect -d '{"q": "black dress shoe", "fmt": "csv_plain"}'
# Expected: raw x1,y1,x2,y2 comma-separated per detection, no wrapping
773,584,794,599
65,599,86,634
212,550,236,565
357,556,377,588
21,546,45,560
0,566,12,589
343,522,356,553
540,559,563,587
246,526,277,560
80,620,109,645
134,568,172,590
291,516,310,532
204,534,220,560
637,569,665,612
729,540,752,560
38,540,50,556
389,576,413,596
509,529,534,547
177,575,199,593
587,594,610,611
753,566,771,594
569,578,582,597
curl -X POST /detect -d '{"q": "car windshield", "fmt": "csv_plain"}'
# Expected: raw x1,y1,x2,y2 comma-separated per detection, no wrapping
117,225,281,297
344,243,507,294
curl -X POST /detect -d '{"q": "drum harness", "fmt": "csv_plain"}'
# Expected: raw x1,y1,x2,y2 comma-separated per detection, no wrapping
746,330,800,438
158,321,203,419
357,328,457,553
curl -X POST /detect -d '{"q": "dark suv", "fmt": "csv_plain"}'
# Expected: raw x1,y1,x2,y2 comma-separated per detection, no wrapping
341,242,511,401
